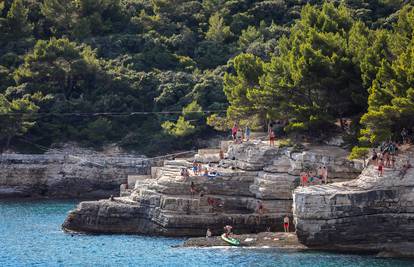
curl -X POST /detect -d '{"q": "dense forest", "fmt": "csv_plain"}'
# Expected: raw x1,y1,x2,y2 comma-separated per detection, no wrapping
0,0,412,155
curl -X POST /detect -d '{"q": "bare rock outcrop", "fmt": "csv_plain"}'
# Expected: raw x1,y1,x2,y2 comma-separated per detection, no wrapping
0,150,150,198
293,147,414,257
63,142,362,236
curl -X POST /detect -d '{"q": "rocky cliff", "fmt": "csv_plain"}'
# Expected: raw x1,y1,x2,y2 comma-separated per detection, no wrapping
0,150,150,198
63,141,362,236
293,146,414,257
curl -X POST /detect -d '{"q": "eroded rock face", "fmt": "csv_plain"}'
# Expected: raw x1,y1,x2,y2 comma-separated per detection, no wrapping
63,142,362,236
0,152,150,198
293,148,414,257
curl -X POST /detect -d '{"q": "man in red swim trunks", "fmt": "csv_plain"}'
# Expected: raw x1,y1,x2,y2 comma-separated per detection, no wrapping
300,172,308,186
283,215,290,232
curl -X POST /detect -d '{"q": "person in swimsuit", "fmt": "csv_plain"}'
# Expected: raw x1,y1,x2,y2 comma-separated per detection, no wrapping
256,201,264,215
371,148,378,166
206,228,212,239
219,150,224,160
190,182,196,197
232,123,238,141
197,163,202,176
300,172,308,186
245,125,251,141
391,154,396,169
283,216,290,232
224,225,233,238
378,159,384,177
236,129,243,144
192,161,198,175
322,166,328,184
269,130,276,146
385,152,391,168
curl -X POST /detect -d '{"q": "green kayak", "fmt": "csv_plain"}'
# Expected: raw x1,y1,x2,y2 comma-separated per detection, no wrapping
221,234,240,246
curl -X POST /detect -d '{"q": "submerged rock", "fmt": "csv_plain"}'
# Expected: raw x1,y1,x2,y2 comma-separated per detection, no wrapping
63,142,362,236
293,146,414,257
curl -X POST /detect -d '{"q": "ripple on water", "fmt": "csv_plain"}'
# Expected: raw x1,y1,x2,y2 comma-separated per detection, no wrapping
0,200,413,267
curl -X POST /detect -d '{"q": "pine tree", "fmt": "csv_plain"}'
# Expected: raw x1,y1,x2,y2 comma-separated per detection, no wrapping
3,0,33,40
206,12,232,43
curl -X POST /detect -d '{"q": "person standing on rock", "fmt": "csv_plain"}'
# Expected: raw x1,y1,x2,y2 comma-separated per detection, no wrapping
401,128,408,144
300,172,308,187
256,200,264,215
269,130,276,146
371,148,378,166
232,123,238,141
192,161,198,175
391,154,396,169
283,216,290,232
378,159,384,177
245,125,251,141
190,181,196,197
206,228,212,239
322,166,328,184
236,128,243,144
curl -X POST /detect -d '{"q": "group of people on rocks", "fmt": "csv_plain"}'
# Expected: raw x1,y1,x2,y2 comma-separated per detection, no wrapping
300,166,328,186
231,123,251,144
370,139,412,178
180,162,218,181
231,122,279,146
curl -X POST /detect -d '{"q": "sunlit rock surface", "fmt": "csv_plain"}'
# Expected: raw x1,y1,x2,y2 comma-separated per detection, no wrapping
63,142,362,236
293,147,414,257
0,148,149,198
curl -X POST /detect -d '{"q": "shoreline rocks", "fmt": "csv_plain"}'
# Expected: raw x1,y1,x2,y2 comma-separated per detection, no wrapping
63,142,362,237
0,151,150,199
293,146,414,258
180,232,307,250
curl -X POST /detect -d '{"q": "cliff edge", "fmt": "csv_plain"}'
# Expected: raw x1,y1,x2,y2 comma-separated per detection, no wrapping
0,147,149,198
293,146,414,257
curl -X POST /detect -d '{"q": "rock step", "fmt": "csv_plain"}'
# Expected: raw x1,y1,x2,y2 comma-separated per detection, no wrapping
163,160,192,168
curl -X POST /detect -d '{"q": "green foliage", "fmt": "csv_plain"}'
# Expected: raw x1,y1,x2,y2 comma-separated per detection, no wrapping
224,53,264,121
360,5,414,144
0,93,38,149
0,0,32,41
183,101,203,122
0,0,412,155
206,12,232,43
225,3,372,138
349,146,370,160
162,116,196,137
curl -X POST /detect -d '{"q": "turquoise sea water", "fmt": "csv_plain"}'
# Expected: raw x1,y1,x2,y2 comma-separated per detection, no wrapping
0,200,413,267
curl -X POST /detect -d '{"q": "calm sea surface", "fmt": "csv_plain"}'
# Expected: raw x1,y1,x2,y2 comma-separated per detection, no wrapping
0,200,413,267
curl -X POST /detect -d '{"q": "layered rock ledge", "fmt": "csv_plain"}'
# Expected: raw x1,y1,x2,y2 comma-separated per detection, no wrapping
293,146,414,257
0,148,150,198
63,141,362,236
